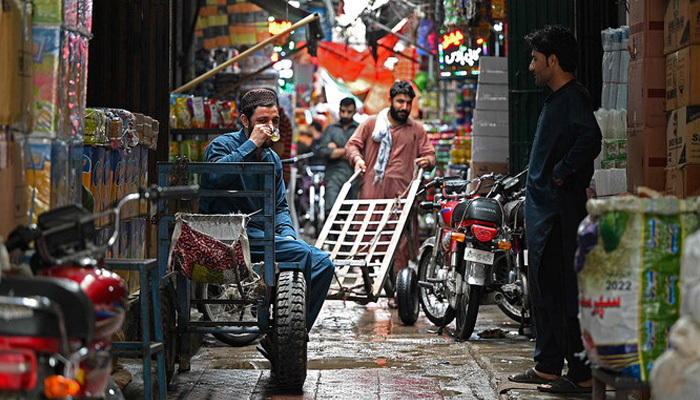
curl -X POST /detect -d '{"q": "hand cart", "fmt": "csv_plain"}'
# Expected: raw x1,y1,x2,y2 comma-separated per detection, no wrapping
157,161,310,391
314,168,424,305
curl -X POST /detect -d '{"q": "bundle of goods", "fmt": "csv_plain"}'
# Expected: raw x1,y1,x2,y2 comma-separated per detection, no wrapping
650,230,700,399
577,194,700,381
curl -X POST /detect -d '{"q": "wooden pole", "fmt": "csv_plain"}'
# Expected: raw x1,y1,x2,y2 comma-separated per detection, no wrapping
172,12,320,94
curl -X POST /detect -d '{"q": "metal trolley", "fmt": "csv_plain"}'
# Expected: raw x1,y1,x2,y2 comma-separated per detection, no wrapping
157,161,309,390
314,168,424,305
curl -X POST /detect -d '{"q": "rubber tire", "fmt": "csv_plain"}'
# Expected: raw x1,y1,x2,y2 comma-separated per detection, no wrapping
396,267,419,325
382,260,396,298
272,270,307,391
417,245,454,326
160,282,177,383
454,284,482,340
196,283,260,347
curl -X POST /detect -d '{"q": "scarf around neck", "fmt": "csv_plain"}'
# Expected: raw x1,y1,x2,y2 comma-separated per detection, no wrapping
371,108,392,183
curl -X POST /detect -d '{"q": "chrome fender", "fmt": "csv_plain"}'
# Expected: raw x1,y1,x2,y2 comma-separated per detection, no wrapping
466,262,489,286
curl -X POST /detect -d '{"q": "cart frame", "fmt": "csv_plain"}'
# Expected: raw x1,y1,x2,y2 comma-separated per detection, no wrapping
157,162,308,383
314,168,424,303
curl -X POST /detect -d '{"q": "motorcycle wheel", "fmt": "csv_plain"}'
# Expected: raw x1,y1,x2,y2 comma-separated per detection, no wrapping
496,272,532,325
418,245,454,326
396,267,419,325
196,283,260,347
455,284,482,340
272,270,307,390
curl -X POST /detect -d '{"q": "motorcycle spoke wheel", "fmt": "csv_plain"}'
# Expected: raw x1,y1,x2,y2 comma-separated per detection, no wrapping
418,246,453,326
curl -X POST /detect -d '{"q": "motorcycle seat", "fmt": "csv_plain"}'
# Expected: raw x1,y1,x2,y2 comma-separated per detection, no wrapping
0,275,95,344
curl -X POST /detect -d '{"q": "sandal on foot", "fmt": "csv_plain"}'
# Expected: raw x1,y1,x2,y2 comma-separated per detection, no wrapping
508,368,557,384
537,376,592,393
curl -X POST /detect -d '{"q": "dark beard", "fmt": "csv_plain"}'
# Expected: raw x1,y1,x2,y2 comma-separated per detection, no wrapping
389,106,409,123
339,117,353,126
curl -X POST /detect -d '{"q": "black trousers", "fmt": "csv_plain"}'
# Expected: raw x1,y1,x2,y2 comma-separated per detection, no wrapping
529,220,591,383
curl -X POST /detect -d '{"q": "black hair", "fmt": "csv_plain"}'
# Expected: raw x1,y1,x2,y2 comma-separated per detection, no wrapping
524,25,578,74
310,121,323,132
389,80,415,99
339,97,356,109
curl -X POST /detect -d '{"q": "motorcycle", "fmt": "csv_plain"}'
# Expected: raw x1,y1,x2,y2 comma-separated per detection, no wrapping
412,170,530,339
287,154,325,238
0,184,197,399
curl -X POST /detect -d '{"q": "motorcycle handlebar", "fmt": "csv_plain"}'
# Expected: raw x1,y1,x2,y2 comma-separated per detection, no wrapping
281,152,314,165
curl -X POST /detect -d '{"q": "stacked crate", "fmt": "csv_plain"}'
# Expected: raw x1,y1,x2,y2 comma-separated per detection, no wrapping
626,0,667,193
470,56,509,180
664,0,700,197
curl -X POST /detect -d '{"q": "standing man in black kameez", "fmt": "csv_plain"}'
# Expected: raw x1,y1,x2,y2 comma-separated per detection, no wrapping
507,25,602,394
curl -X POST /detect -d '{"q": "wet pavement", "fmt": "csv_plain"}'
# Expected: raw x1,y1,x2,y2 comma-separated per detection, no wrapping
119,298,607,399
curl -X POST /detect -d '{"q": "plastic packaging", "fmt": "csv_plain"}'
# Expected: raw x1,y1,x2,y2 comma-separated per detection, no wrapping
578,196,700,381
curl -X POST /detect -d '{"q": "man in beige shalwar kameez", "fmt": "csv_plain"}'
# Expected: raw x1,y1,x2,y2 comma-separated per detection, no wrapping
345,81,436,304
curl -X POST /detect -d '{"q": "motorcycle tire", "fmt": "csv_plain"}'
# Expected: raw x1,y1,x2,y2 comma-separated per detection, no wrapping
272,270,308,391
196,283,260,347
417,245,454,326
496,272,532,325
396,267,419,325
455,284,482,340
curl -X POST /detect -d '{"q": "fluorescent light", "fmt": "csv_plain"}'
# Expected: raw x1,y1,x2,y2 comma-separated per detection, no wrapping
289,1,300,8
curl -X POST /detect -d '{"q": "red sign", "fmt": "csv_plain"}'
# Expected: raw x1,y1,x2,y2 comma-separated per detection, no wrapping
441,30,464,50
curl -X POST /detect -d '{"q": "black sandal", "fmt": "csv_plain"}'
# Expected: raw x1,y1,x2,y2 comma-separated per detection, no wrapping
537,376,592,393
508,368,557,384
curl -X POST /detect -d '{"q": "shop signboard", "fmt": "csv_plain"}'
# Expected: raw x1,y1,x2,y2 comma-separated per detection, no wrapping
438,30,481,78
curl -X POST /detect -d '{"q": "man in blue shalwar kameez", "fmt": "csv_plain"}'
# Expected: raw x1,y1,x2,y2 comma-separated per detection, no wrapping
199,89,334,362
507,25,602,394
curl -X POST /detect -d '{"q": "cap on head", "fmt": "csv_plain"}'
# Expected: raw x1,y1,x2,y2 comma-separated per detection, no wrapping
240,89,278,118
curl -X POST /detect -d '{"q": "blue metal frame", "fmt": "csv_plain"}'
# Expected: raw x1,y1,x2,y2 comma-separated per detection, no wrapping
107,258,166,400
157,162,309,369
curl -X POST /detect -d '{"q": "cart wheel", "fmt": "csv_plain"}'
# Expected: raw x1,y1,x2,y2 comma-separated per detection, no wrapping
161,282,177,383
272,270,307,390
396,267,419,325
382,260,396,297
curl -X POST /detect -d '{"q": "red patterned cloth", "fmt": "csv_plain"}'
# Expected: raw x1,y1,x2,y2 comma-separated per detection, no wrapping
169,221,249,281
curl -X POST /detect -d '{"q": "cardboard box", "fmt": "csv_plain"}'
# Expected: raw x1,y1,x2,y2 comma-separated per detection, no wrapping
665,45,700,110
665,164,700,197
0,0,33,125
629,0,666,60
627,57,667,128
627,127,667,193
0,141,28,239
477,56,508,84
666,106,700,167
664,0,700,54
471,135,509,163
475,84,508,111
472,109,509,137
468,161,509,193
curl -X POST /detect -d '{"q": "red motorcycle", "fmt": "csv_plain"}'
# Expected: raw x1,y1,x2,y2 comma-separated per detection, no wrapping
404,171,530,339
0,185,197,399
